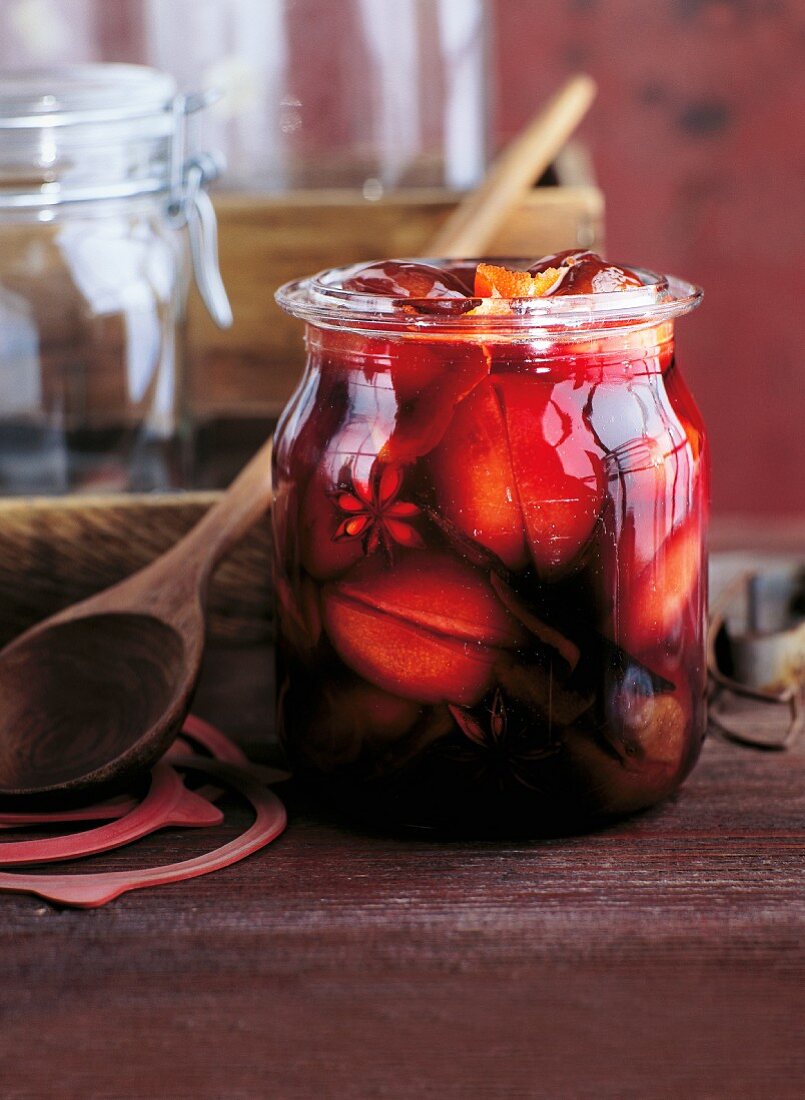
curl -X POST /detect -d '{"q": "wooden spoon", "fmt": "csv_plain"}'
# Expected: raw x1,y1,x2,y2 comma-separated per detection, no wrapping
0,438,274,799
428,73,597,258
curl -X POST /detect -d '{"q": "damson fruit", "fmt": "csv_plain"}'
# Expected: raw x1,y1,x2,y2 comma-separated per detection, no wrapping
342,260,469,299
322,551,525,706
529,249,643,295
431,375,606,576
299,678,423,772
564,691,690,815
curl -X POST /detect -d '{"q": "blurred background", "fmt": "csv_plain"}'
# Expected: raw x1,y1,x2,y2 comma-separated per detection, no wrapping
0,0,802,520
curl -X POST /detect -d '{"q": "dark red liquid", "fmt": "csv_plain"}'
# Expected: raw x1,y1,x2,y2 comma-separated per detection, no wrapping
273,258,708,834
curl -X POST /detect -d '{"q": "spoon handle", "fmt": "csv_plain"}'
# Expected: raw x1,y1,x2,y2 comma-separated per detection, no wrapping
134,436,274,618
174,435,274,582
427,74,597,258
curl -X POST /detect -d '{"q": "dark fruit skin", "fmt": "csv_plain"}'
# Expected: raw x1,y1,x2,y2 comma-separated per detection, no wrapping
342,260,470,299
529,249,643,295
343,254,644,299
563,691,690,815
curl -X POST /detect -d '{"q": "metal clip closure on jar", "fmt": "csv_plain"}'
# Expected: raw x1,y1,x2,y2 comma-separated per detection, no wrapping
0,63,232,328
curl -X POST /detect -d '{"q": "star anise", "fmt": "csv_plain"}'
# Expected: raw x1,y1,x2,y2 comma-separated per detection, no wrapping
332,461,423,555
446,689,560,792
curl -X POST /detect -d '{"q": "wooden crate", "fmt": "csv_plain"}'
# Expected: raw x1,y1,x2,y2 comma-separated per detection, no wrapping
0,492,272,648
187,175,604,421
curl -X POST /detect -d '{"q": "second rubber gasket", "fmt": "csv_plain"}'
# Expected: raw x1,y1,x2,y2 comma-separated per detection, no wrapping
0,755,288,908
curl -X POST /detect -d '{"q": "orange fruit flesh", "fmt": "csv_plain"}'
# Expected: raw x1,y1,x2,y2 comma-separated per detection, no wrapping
474,263,564,299
322,552,525,706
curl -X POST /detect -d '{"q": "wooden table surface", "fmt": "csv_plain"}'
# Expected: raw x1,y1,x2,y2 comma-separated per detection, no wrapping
1,540,804,1098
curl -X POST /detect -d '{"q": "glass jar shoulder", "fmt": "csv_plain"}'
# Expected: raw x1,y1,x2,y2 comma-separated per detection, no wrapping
293,322,700,452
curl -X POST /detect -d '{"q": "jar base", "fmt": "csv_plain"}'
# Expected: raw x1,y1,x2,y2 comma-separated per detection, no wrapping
292,769,684,842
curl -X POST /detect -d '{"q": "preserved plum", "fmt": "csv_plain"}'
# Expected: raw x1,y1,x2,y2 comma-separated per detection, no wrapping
529,249,643,294
341,260,469,299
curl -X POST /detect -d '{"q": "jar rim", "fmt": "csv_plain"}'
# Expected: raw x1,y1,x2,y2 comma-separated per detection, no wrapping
0,64,176,129
276,258,703,338
0,63,229,234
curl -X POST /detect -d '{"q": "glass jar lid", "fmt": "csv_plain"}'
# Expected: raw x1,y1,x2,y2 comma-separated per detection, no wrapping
0,64,186,202
0,64,232,328
0,64,176,127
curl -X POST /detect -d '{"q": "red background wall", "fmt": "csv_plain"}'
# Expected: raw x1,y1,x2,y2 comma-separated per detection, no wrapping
491,0,804,518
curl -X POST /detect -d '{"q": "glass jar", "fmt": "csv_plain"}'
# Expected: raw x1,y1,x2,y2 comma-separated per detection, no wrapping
274,260,707,834
0,64,232,495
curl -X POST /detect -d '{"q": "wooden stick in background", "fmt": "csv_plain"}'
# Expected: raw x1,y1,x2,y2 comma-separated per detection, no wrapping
428,73,597,258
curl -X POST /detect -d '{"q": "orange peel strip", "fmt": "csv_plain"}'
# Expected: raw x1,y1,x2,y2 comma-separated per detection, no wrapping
469,263,565,316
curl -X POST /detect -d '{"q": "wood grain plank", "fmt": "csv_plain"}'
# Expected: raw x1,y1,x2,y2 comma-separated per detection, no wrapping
0,641,803,1097
0,492,273,647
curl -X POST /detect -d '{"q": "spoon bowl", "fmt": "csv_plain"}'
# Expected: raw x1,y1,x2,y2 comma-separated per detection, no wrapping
0,438,273,799
0,614,185,795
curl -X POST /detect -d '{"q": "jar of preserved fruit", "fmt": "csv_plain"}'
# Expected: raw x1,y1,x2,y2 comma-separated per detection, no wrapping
274,253,706,834
0,64,232,495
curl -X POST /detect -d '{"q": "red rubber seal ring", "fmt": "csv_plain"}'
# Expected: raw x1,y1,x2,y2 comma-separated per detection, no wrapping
0,755,287,908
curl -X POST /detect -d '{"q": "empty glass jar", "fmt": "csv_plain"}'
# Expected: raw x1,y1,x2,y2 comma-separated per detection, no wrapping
0,63,231,495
